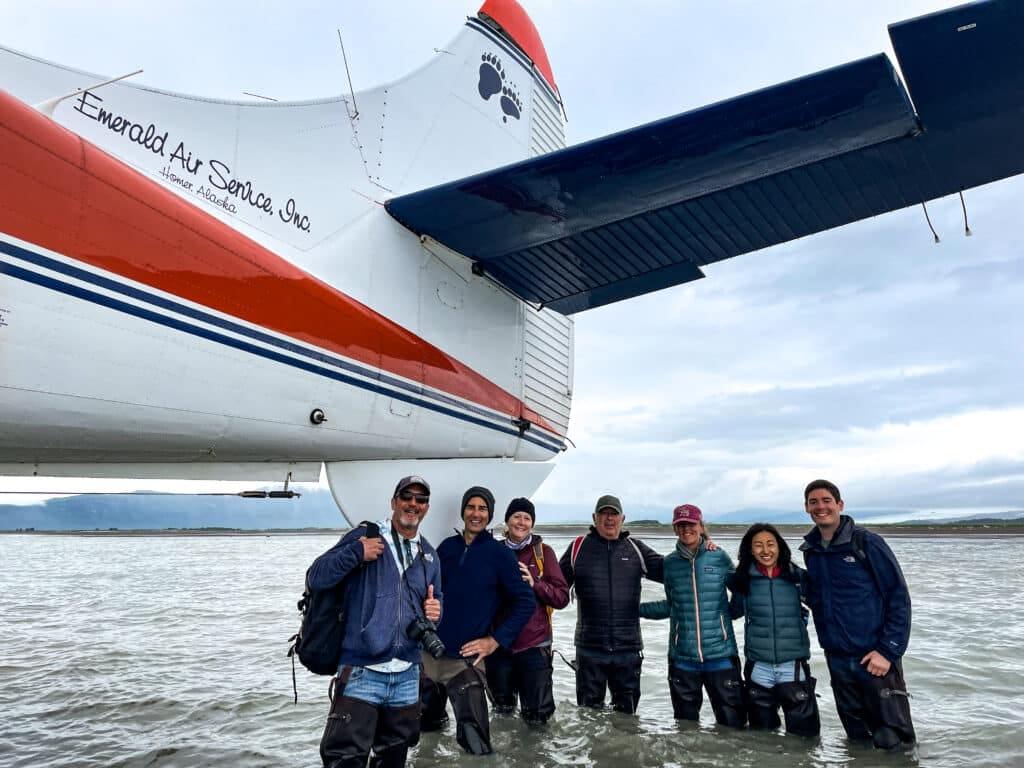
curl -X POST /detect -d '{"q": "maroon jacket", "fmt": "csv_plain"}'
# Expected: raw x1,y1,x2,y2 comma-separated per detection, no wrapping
504,535,570,653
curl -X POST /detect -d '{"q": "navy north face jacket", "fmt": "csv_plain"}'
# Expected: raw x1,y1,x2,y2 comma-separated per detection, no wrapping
800,515,911,663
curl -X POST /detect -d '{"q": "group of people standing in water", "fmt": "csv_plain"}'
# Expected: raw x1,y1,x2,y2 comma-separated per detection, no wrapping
310,476,916,767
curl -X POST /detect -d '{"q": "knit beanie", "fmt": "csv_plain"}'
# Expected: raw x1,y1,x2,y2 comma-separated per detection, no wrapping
461,486,496,523
505,497,535,524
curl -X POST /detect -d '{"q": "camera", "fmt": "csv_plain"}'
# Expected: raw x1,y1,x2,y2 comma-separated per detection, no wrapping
407,616,446,659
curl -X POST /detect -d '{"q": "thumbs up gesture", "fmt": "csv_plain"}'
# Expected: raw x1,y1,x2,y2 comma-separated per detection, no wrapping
423,583,441,622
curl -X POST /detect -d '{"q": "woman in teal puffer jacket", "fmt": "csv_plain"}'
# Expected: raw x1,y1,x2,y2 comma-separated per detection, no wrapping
639,504,745,727
728,523,820,736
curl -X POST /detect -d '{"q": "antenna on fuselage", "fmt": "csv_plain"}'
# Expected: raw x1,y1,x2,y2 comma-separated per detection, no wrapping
337,28,359,119
34,69,143,117
242,91,279,102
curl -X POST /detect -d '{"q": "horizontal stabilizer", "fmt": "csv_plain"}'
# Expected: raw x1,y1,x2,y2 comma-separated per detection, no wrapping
387,0,1024,314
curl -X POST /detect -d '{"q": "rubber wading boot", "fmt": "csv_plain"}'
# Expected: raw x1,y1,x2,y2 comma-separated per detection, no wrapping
668,670,702,721
829,677,873,740
607,655,642,714
706,666,746,728
320,695,379,768
419,678,449,731
867,668,916,747
575,657,608,708
369,702,421,768
776,677,821,737
449,666,493,755
872,726,901,751
485,651,517,714
518,651,555,725
745,681,782,730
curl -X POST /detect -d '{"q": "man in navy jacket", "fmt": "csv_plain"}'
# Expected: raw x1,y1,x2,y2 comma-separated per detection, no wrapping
800,479,915,750
309,476,443,768
420,485,535,755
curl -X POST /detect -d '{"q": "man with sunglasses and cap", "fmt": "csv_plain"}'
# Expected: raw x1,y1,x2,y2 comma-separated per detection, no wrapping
419,485,535,754
559,494,664,714
310,476,443,768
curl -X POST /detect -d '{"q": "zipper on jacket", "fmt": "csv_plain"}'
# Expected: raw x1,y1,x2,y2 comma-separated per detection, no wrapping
769,577,778,662
691,558,703,662
719,613,727,641
606,539,614,651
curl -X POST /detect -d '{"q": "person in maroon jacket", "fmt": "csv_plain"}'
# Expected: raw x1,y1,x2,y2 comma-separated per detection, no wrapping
486,497,570,725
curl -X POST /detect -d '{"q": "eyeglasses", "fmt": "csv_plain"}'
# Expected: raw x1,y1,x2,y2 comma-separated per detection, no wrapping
397,492,429,504
595,509,622,517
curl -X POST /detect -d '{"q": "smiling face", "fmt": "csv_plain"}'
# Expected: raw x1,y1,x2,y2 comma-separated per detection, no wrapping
506,510,534,542
390,483,429,537
750,530,779,569
463,495,491,536
593,507,623,540
805,487,844,534
674,521,702,551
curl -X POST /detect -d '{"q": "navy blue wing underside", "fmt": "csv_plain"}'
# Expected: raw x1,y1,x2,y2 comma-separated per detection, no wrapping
386,0,1024,314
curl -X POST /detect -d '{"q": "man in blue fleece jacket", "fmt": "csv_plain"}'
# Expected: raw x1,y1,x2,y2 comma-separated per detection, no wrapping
420,485,535,755
800,479,915,750
309,476,442,768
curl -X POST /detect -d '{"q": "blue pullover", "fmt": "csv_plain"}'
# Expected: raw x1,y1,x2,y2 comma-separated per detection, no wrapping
435,529,535,657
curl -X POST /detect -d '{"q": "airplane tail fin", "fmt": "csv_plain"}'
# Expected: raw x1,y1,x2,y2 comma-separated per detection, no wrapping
359,0,566,195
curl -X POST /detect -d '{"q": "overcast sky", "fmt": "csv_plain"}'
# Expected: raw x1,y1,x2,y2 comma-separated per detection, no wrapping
1,1,1020,521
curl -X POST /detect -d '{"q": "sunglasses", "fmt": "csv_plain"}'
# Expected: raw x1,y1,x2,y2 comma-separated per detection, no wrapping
397,491,430,504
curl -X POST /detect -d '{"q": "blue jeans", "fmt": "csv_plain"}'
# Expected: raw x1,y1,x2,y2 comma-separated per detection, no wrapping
342,664,421,707
672,657,734,673
749,660,801,688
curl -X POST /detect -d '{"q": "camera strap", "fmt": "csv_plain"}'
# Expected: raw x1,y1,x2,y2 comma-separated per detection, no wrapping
390,526,414,571
391,526,431,622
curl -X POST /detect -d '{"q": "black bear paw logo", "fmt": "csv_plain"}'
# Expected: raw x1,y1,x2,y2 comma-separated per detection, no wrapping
500,85,522,122
478,53,505,100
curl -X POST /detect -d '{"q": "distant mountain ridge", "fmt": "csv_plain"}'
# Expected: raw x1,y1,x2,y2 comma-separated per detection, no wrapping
0,490,346,530
3,493,1022,531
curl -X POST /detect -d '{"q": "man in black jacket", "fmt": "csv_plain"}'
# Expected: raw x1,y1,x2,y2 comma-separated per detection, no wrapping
559,494,664,713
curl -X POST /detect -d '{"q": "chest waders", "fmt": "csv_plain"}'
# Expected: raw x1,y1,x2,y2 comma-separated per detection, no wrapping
744,658,821,737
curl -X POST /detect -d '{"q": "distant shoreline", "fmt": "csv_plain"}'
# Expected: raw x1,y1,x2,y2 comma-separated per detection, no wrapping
4,522,1024,537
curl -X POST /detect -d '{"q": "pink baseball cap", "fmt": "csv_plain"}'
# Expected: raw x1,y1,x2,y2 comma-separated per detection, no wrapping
672,504,703,525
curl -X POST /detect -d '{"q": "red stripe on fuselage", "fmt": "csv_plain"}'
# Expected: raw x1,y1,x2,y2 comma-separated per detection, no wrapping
0,90,559,436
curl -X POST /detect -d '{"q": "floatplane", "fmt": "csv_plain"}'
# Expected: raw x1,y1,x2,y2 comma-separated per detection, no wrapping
1,0,1021,543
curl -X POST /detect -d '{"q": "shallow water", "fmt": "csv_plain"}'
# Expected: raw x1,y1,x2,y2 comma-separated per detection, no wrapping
1,533,1021,768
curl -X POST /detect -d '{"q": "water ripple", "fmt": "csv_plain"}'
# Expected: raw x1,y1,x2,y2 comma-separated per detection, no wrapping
2,534,1022,767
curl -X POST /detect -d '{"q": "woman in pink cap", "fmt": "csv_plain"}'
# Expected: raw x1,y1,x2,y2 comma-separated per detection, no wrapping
640,504,745,727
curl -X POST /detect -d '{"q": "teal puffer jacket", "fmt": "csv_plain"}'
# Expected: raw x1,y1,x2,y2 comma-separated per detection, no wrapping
730,563,810,664
640,540,737,663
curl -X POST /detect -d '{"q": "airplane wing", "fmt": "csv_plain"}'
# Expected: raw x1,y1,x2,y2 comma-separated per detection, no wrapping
386,0,1024,314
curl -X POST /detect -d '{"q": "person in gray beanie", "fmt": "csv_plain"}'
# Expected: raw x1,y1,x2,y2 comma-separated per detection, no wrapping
420,486,535,753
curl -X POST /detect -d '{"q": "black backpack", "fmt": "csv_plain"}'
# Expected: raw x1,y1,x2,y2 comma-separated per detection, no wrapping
287,526,370,700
